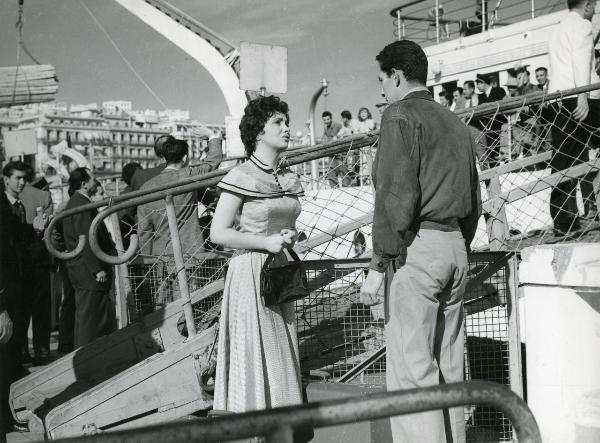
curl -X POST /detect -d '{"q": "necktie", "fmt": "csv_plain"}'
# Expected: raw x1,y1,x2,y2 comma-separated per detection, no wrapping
14,200,26,224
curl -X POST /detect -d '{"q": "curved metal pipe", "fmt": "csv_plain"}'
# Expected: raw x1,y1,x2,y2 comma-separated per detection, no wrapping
44,211,87,260
88,175,224,265
308,79,328,146
87,133,380,264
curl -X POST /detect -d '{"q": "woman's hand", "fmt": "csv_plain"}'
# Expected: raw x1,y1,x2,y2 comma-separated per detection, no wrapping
280,229,298,247
263,232,293,254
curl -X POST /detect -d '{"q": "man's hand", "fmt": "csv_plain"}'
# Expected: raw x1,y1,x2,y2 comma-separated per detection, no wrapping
95,270,108,283
0,310,13,344
573,93,590,121
33,213,48,232
360,270,385,306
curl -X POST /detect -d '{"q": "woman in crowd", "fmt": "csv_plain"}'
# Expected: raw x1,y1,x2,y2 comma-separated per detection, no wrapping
210,95,304,413
355,106,378,133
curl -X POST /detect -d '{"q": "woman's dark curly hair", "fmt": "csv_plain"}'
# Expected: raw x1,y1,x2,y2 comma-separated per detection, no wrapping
239,95,289,156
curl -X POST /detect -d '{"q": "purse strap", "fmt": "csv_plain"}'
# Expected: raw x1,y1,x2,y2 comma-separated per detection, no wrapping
263,248,301,269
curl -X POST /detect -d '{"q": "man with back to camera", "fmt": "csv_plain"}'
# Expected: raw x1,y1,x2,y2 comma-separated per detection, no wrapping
548,0,600,231
137,134,222,259
360,40,481,443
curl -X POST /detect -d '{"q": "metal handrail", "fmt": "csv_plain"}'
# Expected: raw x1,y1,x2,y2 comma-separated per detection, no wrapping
54,381,541,443
45,82,600,261
87,134,379,263
43,133,377,260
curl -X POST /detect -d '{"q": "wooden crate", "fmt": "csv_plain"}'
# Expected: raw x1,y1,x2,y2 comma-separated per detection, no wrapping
10,281,223,425
45,326,217,439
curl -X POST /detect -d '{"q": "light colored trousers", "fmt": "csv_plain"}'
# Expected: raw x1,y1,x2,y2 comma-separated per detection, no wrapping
386,229,468,443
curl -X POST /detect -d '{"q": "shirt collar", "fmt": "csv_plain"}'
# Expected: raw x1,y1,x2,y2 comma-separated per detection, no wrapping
399,86,430,101
76,190,93,202
4,192,18,205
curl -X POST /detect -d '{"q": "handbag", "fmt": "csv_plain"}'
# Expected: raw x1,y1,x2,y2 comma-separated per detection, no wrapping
260,248,309,306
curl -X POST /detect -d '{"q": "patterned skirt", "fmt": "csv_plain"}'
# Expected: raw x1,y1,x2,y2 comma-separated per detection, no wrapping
213,250,302,412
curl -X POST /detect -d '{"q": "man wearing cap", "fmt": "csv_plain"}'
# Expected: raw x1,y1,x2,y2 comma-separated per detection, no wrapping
475,73,507,167
505,77,520,98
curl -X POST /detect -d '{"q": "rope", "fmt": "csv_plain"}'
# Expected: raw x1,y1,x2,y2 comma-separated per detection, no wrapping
78,0,168,109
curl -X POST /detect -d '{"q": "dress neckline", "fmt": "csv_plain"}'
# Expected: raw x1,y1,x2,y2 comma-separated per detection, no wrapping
249,155,275,173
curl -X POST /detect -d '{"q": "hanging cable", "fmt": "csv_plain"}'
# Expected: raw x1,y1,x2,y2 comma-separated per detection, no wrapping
16,0,41,64
78,0,168,109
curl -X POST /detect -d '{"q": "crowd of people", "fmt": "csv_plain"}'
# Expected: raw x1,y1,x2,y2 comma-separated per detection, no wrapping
0,1,599,442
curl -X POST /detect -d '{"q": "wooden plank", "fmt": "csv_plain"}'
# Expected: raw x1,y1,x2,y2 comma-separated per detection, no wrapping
478,151,552,181
9,282,223,423
45,327,217,439
482,159,600,213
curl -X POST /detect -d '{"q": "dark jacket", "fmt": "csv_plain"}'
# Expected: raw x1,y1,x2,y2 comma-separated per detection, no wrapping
370,90,482,272
477,86,506,104
0,193,34,314
62,192,114,291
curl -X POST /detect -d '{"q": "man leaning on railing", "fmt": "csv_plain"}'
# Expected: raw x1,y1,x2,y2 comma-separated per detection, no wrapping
548,0,600,232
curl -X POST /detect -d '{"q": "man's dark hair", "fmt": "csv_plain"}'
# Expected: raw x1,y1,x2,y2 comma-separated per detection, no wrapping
341,110,352,120
322,111,332,119
464,80,475,89
568,0,586,9
154,134,174,158
376,40,428,85
68,167,91,197
535,67,548,74
456,87,464,94
122,162,142,186
239,95,289,157
162,139,189,164
2,161,28,178
438,91,446,97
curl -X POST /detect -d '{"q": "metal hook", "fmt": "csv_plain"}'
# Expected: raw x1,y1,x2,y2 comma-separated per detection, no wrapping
89,208,138,265
44,216,86,260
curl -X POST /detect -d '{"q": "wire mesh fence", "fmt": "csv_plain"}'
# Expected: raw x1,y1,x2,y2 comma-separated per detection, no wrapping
463,89,600,252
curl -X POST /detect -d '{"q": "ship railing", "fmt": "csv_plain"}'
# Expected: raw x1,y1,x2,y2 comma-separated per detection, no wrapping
55,381,541,443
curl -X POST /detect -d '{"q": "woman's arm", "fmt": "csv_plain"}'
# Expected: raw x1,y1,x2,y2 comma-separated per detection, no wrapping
210,192,291,253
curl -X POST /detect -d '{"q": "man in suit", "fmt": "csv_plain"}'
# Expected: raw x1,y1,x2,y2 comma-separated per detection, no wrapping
2,162,47,363
548,0,600,233
137,135,222,259
475,73,507,167
18,165,53,364
62,168,116,348
0,191,21,442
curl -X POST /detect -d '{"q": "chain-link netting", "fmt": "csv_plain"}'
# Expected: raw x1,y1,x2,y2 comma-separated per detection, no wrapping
462,90,600,252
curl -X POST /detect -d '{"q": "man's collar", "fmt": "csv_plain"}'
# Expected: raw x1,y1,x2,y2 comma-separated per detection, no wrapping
75,190,92,202
4,191,18,205
399,86,430,101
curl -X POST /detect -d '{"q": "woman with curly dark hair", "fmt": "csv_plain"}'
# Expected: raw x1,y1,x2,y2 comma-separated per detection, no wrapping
210,95,304,413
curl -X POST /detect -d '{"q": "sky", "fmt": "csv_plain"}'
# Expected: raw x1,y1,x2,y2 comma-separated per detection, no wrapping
0,0,557,134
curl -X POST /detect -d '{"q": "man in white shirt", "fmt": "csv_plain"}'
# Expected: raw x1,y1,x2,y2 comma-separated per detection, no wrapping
548,0,600,232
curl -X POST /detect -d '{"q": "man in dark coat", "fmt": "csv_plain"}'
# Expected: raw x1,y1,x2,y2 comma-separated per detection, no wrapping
18,167,53,363
62,168,115,348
